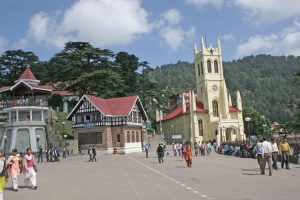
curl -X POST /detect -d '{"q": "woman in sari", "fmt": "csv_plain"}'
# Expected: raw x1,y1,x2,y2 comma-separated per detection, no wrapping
6,149,23,192
185,142,193,168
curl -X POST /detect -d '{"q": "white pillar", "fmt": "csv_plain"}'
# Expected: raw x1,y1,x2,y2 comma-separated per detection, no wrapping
16,110,19,122
41,110,44,121
30,109,33,121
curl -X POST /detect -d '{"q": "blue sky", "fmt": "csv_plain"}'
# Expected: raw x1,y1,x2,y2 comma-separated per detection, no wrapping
0,0,300,67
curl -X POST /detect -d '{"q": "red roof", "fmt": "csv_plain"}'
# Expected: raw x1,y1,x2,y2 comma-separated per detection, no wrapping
52,90,74,96
19,68,37,80
85,95,138,116
162,101,207,121
229,106,238,112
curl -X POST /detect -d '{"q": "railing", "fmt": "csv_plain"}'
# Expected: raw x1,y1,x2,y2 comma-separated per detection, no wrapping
0,99,48,108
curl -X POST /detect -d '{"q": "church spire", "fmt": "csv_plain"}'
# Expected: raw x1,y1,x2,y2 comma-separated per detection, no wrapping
216,37,221,53
201,36,205,51
194,42,198,54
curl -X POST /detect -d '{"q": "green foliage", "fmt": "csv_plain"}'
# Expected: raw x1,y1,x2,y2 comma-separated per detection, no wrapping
55,112,73,137
243,108,272,139
48,94,64,111
0,49,39,85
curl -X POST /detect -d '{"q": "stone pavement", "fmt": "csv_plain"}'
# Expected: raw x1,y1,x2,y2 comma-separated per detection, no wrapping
5,148,300,200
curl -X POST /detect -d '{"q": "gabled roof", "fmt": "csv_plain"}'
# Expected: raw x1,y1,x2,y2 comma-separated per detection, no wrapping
52,90,75,96
19,68,37,80
162,101,207,121
67,95,148,120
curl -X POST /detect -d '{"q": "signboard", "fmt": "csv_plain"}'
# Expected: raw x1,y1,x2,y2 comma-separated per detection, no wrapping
172,135,182,139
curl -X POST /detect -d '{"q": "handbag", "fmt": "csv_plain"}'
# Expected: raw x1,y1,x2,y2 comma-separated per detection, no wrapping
33,166,38,173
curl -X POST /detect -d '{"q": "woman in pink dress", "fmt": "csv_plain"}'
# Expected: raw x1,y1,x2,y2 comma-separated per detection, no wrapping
6,149,23,192
24,148,37,189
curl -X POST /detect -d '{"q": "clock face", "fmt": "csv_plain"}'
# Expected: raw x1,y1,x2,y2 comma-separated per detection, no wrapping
212,85,218,92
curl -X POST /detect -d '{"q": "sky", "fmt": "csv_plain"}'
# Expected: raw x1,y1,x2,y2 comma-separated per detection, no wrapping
0,0,300,68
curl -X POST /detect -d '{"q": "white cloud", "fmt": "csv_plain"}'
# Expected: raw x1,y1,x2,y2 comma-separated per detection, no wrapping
186,0,224,8
221,34,234,41
161,9,182,25
158,9,196,50
0,36,8,52
24,0,151,48
233,0,300,25
186,0,300,25
160,26,195,51
237,19,300,57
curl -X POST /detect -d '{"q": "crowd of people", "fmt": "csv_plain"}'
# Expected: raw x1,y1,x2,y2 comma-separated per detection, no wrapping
1,147,38,197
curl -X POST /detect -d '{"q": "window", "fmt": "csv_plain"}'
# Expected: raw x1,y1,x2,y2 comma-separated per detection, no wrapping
117,134,121,143
131,131,135,142
214,60,219,73
201,62,204,75
136,131,140,142
212,100,219,117
85,115,91,122
198,120,203,136
4,129,12,153
15,128,31,152
127,131,131,143
78,132,102,145
207,60,212,73
198,64,201,76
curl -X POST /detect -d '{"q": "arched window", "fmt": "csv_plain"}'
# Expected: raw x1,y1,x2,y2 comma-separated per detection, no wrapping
207,60,212,73
198,119,203,136
214,60,219,73
117,134,121,143
212,100,219,117
197,64,201,76
201,62,204,74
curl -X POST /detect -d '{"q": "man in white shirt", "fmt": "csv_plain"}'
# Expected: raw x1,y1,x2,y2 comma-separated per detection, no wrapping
271,139,279,170
261,138,273,176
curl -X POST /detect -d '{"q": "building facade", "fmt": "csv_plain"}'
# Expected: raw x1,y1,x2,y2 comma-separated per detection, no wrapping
159,38,245,145
67,95,148,154
0,68,51,153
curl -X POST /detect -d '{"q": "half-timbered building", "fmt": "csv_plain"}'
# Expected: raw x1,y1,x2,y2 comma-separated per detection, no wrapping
67,95,148,154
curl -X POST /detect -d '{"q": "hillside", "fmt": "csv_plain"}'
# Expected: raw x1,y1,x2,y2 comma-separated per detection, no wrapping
146,55,300,123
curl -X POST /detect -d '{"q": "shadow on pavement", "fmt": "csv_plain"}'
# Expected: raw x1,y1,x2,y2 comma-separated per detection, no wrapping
5,186,27,191
242,168,260,172
241,173,260,176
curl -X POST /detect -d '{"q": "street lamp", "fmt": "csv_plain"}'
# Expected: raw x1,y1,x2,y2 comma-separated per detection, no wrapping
3,135,7,153
245,117,251,141
36,135,40,151
63,134,67,158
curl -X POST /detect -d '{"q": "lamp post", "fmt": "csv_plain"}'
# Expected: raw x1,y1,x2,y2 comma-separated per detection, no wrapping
36,135,40,151
3,135,7,153
245,117,251,142
63,134,67,158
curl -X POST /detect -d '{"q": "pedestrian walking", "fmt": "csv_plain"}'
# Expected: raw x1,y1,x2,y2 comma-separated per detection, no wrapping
63,146,67,159
53,147,60,162
46,148,50,162
88,146,93,162
177,143,181,157
271,139,279,170
23,148,38,190
200,141,206,156
185,143,193,167
38,146,43,163
279,138,291,169
172,143,177,157
261,138,273,176
253,140,263,167
144,143,149,158
0,151,6,199
181,143,186,159
157,143,164,164
92,145,97,162
194,142,199,156
206,142,212,155
6,149,23,192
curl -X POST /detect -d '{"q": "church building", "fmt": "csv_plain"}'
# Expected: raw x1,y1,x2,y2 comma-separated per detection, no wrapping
158,38,245,145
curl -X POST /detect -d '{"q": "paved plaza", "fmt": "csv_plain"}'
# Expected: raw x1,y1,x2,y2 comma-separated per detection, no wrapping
5,147,300,200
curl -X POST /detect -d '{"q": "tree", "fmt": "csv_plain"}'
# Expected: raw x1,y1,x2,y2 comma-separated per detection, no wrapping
47,41,119,96
115,52,148,95
0,50,39,85
243,108,272,139
49,94,64,111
